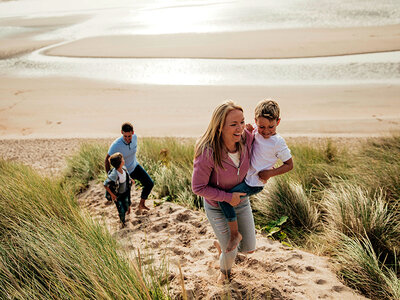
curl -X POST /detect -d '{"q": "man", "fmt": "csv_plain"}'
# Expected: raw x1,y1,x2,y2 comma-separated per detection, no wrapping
105,122,154,213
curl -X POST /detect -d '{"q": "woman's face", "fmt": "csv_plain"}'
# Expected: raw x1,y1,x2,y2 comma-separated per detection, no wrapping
221,109,245,147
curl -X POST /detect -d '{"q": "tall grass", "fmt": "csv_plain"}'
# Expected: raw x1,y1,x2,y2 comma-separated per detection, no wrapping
288,140,352,195
323,182,400,255
0,159,169,299
333,233,400,300
40,135,400,299
253,176,320,232
137,138,202,209
62,142,109,194
356,135,400,202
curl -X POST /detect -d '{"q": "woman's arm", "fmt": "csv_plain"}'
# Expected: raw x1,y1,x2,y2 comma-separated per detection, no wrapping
191,150,233,203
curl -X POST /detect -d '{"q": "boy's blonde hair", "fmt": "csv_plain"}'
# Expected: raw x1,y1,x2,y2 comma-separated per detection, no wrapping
194,101,245,168
255,99,280,120
109,152,123,169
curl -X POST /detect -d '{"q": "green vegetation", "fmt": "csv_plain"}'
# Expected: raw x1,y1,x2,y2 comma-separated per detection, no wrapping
2,134,399,299
135,135,400,300
0,159,170,299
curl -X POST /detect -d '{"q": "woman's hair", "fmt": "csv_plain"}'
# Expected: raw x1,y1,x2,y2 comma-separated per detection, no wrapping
194,101,244,168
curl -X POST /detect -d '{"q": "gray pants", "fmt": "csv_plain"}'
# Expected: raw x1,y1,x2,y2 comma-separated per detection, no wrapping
204,197,256,274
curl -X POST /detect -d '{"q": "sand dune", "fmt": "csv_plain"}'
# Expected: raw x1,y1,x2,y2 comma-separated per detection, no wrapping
78,181,367,299
0,138,369,298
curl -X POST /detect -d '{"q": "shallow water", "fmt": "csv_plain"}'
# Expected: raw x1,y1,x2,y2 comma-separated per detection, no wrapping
1,0,399,86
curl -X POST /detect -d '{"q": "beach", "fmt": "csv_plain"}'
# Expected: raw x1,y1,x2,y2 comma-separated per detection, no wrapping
0,0,399,139
1,0,399,298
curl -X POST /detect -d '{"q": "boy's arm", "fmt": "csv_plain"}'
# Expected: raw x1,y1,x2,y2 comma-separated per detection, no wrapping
104,185,117,202
258,158,293,183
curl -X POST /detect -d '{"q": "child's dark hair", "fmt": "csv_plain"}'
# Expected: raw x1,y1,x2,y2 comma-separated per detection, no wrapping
121,122,133,132
109,152,123,169
255,99,280,120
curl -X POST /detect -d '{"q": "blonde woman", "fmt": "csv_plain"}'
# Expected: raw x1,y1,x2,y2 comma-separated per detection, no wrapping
192,101,267,283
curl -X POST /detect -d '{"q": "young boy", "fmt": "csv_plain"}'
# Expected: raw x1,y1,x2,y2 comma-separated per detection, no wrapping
104,152,135,228
219,99,294,252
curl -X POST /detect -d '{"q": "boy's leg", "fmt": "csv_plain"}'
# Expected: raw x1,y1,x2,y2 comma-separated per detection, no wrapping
130,164,154,211
218,201,242,253
122,192,130,219
244,185,263,197
115,198,127,225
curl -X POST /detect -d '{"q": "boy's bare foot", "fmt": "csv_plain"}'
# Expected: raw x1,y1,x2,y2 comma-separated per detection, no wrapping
217,272,228,285
214,240,222,256
226,232,242,253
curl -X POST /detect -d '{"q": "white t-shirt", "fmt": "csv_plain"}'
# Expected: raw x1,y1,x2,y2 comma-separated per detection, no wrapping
227,151,240,168
117,169,127,184
245,131,292,187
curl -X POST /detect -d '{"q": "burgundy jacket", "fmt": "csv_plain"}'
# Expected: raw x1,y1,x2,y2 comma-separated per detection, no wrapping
191,129,253,207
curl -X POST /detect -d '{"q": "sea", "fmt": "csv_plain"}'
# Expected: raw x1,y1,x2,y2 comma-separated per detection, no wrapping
0,0,399,86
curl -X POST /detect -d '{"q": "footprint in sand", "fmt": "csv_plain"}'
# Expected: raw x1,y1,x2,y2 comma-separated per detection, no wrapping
21,128,33,135
175,212,190,222
288,264,303,274
332,285,346,292
151,222,168,232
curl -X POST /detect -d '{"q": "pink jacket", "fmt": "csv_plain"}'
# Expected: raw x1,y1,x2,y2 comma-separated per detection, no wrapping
191,129,253,207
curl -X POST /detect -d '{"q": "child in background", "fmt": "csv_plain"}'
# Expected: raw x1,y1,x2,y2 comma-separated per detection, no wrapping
220,99,294,252
104,152,134,228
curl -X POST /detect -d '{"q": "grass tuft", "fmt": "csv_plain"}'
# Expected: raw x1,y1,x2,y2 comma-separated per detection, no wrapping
0,159,169,299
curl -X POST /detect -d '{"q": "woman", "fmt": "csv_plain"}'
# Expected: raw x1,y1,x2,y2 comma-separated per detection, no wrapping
191,101,262,283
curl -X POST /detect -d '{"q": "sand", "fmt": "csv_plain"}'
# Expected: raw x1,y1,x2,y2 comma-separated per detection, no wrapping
0,138,368,299
1,15,399,138
43,25,400,59
1,76,399,139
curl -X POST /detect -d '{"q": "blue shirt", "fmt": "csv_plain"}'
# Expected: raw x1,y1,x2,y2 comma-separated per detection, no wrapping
108,135,138,174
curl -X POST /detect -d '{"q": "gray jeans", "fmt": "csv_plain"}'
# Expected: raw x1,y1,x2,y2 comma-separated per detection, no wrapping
204,197,256,274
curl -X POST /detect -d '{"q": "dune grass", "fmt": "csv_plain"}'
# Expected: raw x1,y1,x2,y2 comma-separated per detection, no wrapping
63,135,399,299
0,159,170,299
333,234,399,300
4,134,398,299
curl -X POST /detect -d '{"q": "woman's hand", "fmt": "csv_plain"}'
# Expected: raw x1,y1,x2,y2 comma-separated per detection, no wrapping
245,123,254,132
231,192,246,206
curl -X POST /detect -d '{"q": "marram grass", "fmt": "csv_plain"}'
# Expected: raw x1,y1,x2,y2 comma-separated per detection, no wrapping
333,233,400,300
0,159,169,299
5,135,398,299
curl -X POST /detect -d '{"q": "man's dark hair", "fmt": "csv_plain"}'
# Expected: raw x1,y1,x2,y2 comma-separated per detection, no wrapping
121,122,133,132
